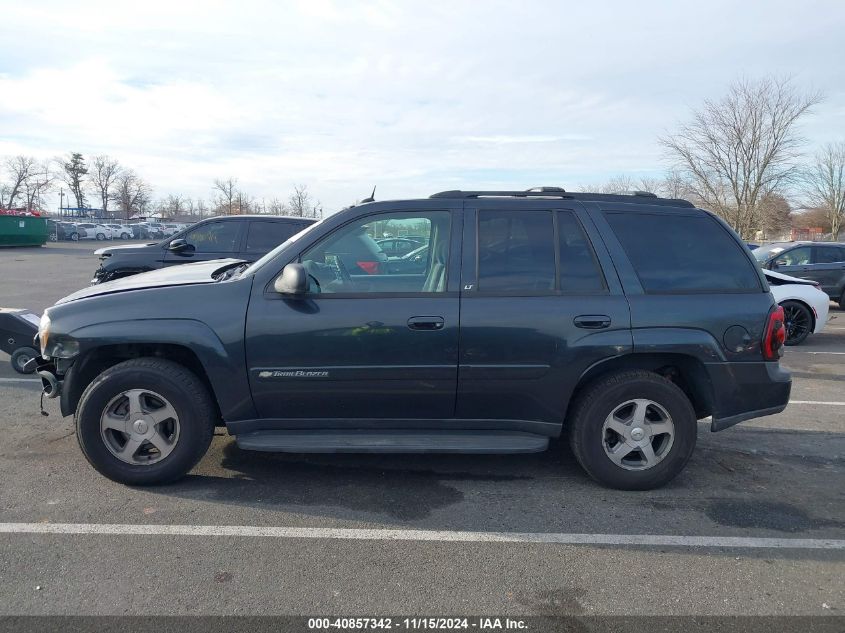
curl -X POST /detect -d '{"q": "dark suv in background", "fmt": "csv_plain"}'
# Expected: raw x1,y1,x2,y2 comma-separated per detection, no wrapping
754,241,845,307
92,214,315,283
36,189,790,490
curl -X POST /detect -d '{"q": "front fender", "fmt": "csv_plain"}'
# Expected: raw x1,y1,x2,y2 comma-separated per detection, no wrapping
64,318,255,421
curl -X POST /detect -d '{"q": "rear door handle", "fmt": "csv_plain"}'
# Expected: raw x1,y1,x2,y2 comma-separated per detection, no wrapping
574,315,611,329
407,316,445,331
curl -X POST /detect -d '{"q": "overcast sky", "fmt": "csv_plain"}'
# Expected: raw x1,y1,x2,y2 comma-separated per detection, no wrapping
1,0,844,212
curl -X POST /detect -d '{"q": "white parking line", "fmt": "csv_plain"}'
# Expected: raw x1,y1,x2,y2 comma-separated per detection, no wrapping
0,523,842,550
0,377,40,383
786,351,845,355
789,400,845,406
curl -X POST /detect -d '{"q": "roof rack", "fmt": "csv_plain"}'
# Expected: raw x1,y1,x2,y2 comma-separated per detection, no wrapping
429,188,692,207
430,189,570,199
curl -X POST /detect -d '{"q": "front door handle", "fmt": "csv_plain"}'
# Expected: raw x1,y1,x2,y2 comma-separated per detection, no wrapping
407,316,445,331
574,315,611,329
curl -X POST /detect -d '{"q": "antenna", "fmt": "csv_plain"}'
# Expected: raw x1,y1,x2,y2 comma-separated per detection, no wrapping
361,186,376,203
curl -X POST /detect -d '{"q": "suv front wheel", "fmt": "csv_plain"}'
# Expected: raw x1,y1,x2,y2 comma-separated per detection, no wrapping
568,370,697,490
76,358,216,485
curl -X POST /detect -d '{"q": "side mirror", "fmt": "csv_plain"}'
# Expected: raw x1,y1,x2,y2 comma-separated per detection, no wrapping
274,263,308,295
773,259,787,268
168,238,192,252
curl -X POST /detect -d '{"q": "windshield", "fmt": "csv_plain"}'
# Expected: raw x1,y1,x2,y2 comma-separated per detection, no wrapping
245,217,327,275
752,243,790,263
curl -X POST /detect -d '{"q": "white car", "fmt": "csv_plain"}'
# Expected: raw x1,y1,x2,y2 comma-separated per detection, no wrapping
75,222,115,241
161,223,184,236
765,269,829,345
104,223,133,240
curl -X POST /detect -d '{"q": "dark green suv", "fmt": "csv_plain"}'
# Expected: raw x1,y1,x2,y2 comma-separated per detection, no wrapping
35,189,791,490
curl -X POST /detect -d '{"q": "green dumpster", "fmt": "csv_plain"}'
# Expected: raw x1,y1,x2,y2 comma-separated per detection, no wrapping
0,216,48,247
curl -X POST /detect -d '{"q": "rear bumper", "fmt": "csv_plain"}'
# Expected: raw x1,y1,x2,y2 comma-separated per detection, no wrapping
707,361,791,432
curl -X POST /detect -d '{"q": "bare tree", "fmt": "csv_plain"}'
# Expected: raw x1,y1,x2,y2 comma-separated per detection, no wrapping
267,197,285,215
2,156,37,209
759,192,793,239
196,199,208,219
661,77,822,238
804,142,845,240
596,174,637,194
287,184,321,218
22,160,54,212
111,170,152,220
88,155,122,214
235,190,255,214
213,177,238,215
161,194,187,217
60,152,89,209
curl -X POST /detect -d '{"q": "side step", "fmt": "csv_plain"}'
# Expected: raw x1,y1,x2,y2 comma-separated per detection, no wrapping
234,430,549,454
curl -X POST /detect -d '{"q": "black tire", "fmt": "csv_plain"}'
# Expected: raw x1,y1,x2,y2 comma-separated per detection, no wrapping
70,232,79,241
75,358,216,485
568,370,697,490
10,347,38,374
781,300,812,346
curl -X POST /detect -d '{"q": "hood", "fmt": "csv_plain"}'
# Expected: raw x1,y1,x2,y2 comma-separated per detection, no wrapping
94,242,160,256
57,259,247,304
763,269,817,286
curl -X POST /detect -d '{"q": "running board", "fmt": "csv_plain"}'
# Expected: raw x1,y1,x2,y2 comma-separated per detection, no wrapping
234,430,549,454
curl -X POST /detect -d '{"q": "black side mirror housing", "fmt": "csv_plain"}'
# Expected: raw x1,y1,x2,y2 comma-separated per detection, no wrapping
274,263,308,295
168,238,191,252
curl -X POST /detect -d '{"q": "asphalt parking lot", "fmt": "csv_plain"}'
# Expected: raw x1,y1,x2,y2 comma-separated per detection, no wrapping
0,241,843,620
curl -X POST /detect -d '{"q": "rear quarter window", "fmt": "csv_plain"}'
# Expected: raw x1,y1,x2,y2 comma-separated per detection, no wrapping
605,211,761,293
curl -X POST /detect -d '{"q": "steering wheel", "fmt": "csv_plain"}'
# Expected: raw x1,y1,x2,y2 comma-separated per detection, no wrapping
301,260,323,293
326,253,355,289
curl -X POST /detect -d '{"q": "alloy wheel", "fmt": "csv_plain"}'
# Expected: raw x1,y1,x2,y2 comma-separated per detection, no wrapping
602,399,675,470
782,303,810,344
100,389,180,465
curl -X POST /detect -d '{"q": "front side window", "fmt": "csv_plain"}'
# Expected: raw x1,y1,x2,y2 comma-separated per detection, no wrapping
184,221,240,253
477,210,555,292
300,211,451,294
776,247,811,266
606,212,760,292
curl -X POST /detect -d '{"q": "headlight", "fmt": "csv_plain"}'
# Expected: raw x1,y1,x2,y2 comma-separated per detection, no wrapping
38,314,80,359
38,313,50,356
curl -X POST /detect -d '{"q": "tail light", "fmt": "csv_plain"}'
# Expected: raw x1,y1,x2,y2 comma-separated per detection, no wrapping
356,261,379,275
762,306,786,360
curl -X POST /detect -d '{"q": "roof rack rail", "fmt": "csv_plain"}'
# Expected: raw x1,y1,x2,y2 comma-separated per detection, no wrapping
429,189,694,207
430,189,572,199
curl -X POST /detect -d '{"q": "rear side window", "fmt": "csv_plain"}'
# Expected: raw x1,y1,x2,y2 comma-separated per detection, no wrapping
815,245,845,264
606,212,760,292
478,210,555,292
246,221,303,253
558,211,605,293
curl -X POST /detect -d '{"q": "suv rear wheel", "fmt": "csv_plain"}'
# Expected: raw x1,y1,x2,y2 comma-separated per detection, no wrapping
568,370,697,490
76,358,215,485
